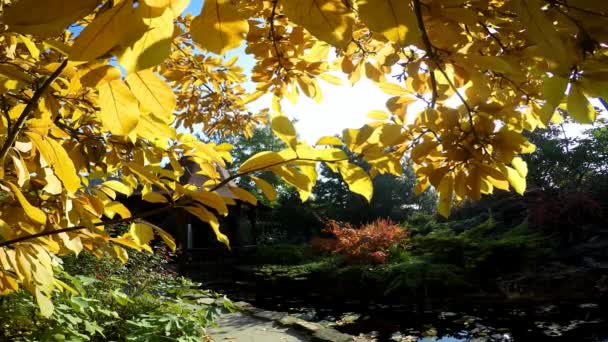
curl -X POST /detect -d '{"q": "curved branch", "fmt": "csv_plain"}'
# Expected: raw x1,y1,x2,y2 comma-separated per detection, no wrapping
0,205,176,248
0,59,68,163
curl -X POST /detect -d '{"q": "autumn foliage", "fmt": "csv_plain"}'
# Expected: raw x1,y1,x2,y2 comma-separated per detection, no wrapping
0,0,607,314
313,219,409,264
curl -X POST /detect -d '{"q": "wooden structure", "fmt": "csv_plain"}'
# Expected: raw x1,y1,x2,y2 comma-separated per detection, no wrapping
122,159,261,267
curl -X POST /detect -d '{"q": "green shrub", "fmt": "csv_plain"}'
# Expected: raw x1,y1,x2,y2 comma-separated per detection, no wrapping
252,244,308,265
0,246,231,341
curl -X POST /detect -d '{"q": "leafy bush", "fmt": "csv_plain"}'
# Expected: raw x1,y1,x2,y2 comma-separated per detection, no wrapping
0,246,231,341
316,219,409,264
252,244,307,265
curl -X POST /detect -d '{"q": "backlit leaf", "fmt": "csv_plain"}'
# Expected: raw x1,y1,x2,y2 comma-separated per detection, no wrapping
271,116,297,150
130,222,154,246
251,176,277,202
4,0,100,38
567,83,596,124
281,0,354,48
190,0,249,55
437,174,454,218
98,79,140,136
4,182,46,225
35,289,54,317
70,0,147,62
118,4,174,73
338,162,373,202
185,206,230,248
238,151,286,173
126,69,176,123
357,0,419,46
26,133,81,194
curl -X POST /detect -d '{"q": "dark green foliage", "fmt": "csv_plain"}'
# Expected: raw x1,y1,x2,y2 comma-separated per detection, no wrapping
412,218,550,277
251,244,308,265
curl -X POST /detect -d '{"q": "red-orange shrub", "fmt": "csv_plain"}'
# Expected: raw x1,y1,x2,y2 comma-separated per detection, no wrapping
314,219,409,264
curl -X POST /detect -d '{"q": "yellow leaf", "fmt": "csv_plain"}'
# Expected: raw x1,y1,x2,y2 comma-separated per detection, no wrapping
251,176,277,202
185,206,230,248
272,165,312,193
126,69,176,122
190,191,229,216
4,0,100,38
26,133,81,194
142,191,169,203
190,0,249,55
102,180,133,196
229,187,258,205
511,157,528,178
135,113,177,148
437,174,454,218
79,65,122,88
118,4,174,73
113,245,129,263
19,34,40,60
35,289,54,318
70,0,147,62
378,80,408,95
338,162,373,202
58,233,83,255
144,0,190,17
151,225,176,251
54,279,78,296
540,75,568,124
315,136,343,146
356,0,419,46
567,83,596,124
10,153,29,187
4,181,46,225
514,0,569,64
42,168,62,195
98,79,140,136
410,139,438,163
366,110,390,121
318,73,343,85
104,202,131,219
502,165,526,195
238,151,286,173
271,115,297,150
281,0,354,49
130,222,154,246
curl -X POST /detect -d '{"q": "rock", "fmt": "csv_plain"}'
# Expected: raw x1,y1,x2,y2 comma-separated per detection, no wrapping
233,301,256,313
253,310,289,321
311,328,353,342
279,315,323,332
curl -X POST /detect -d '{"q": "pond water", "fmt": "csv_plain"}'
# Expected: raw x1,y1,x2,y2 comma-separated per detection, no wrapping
203,279,608,341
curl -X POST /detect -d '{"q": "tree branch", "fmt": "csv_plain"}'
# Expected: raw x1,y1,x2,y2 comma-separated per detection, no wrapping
0,205,175,248
0,59,68,164
209,155,352,192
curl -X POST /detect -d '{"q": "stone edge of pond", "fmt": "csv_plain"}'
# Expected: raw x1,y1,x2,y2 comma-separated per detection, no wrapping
232,300,371,342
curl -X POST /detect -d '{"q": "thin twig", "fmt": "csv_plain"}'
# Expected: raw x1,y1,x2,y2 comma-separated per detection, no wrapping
479,22,507,52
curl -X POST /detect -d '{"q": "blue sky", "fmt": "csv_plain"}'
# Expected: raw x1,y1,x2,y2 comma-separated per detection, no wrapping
184,0,203,15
